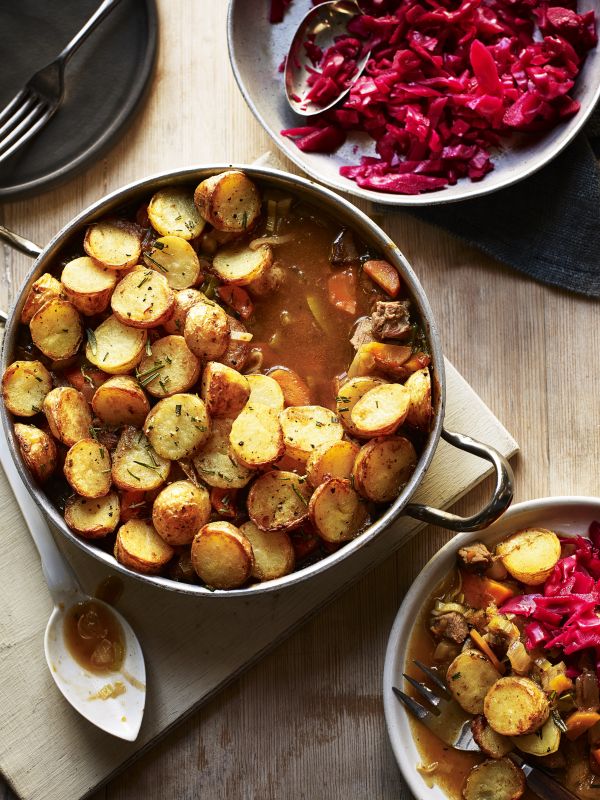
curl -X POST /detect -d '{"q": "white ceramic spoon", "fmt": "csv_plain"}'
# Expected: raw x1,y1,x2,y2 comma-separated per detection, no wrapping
0,421,146,740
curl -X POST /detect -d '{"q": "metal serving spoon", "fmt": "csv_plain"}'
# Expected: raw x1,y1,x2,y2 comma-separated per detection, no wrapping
0,417,146,740
285,0,371,116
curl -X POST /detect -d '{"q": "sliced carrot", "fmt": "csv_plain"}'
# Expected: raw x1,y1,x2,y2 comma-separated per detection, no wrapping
461,570,516,609
327,269,356,315
547,673,573,695
268,367,311,406
565,710,600,741
217,284,254,320
363,259,401,298
210,487,238,519
470,628,505,674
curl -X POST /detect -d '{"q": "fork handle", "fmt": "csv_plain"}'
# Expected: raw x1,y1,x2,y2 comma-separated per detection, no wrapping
521,763,580,800
58,0,125,66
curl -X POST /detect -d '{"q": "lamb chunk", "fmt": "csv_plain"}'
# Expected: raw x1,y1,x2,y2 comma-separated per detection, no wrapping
458,542,493,573
349,316,375,350
371,300,411,340
429,612,469,644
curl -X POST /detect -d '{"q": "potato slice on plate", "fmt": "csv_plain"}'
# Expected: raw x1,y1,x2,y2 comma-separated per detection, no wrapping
308,478,368,543
112,426,170,491
247,470,311,532
111,268,175,329
511,717,560,756
65,492,120,539
85,315,147,374
30,298,83,361
61,256,118,316
163,288,204,334
240,521,295,582
193,417,255,488
212,243,273,286
194,170,261,233
191,520,254,589
184,299,230,360
446,649,502,715
137,335,201,397
246,373,284,411
229,401,284,468
201,362,249,417
147,187,205,240
484,677,549,737
404,367,433,431
152,480,211,545
2,360,52,417
14,423,57,482
470,715,513,759
217,315,250,371
335,376,386,437
144,235,201,289
352,436,417,503
496,528,561,585
350,383,411,437
462,758,525,800
143,393,210,460
84,219,141,270
115,519,174,574
306,440,360,488
43,386,92,446
279,405,343,462
64,438,112,499
92,376,150,428
20,273,63,324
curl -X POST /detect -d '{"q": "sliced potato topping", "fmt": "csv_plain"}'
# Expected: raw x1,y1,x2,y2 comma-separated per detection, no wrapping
350,382,411,437
462,757,525,800
496,528,561,586
246,373,284,411
20,273,63,324
43,386,92,446
336,376,386,437
306,440,360,488
143,393,210,460
184,300,230,360
352,436,417,503
217,315,250,371
144,235,201,290
483,677,549,736
308,478,368,543
147,187,205,240
471,715,513,759
229,401,284,468
92,376,150,428
212,243,273,286
64,438,112,499
30,298,83,361
446,650,502,715
191,520,254,589
65,492,120,539
111,268,175,329
194,170,261,232
152,480,211,546
511,717,560,756
404,367,433,431
61,256,118,316
279,405,344,462
247,470,311,532
201,362,250,417
111,426,170,491
193,417,255,488
240,520,295,582
137,335,201,397
163,288,204,334
14,423,57,483
85,315,147,374
115,518,174,574
2,360,52,417
84,219,141,270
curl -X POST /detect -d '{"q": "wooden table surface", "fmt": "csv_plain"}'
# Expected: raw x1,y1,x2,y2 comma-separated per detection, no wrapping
1,2,599,799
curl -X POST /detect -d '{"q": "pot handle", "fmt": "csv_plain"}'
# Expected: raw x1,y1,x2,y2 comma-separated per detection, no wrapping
404,428,514,532
0,224,43,259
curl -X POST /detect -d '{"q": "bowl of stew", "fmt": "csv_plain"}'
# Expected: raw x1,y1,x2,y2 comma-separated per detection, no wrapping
0,165,512,596
384,495,600,800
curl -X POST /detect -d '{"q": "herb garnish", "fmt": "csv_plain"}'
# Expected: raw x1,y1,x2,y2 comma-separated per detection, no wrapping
86,328,97,356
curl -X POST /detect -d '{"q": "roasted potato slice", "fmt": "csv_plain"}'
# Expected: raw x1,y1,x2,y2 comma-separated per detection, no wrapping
335,376,386,437
212,243,273,286
247,470,311,532
246,373,284,411
147,187,205,240
229,401,284,468
350,382,411,437
85,315,147,374
268,367,311,406
92,376,150,427
308,478,368,543
484,677,550,736
471,715,513,759
193,417,255,488
462,757,525,800
446,649,502,715
279,405,344,462
152,480,211,545
13,423,57,482
143,393,210,460
246,261,285,297
144,235,201,289
201,362,250,417
111,268,175,329
112,426,170,491
114,519,174,574
404,367,433,431
306,440,360,488
191,520,254,589
217,315,251,371
43,386,92,446
511,717,560,756
20,273,63,324
194,170,261,233
30,298,83,361
61,256,118,316
84,219,141,270
496,528,561,585
163,288,204,334
65,492,120,539
184,299,230,360
240,521,295,582
2,360,52,417
352,436,417,503
64,438,112,498
348,342,412,380
137,335,201,397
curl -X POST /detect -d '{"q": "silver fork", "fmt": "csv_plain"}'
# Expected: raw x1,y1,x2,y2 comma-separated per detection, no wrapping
394,660,579,800
0,0,123,166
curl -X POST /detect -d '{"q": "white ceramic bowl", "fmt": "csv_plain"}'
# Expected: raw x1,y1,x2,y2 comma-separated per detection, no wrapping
383,495,600,799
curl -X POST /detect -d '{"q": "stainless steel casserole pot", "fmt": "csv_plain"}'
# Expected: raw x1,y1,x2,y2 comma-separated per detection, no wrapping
0,164,514,596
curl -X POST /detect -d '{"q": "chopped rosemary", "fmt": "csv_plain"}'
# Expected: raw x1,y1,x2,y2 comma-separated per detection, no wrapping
551,709,567,733
145,252,168,272
132,459,160,472
127,469,141,482
81,365,94,388
34,375,43,382
451,672,461,681
137,271,153,288
175,404,182,416
86,328,97,356
153,240,165,250
292,484,308,506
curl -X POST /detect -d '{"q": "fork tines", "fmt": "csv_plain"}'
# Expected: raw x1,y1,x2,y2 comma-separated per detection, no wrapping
0,89,51,165
392,685,435,722
392,659,453,722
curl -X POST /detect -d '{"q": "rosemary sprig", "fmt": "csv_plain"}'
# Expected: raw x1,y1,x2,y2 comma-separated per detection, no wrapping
86,328,97,356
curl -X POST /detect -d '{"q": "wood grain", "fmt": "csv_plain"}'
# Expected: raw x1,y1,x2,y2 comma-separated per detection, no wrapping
1,0,598,798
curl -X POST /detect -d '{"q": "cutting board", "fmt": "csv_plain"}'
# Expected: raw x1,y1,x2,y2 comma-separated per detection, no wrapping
0,359,517,800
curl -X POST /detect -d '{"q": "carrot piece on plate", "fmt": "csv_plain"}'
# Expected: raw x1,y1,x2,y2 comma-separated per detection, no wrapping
565,710,600,740
470,629,505,674
327,269,356,315
461,570,516,609
217,285,254,320
363,259,401,298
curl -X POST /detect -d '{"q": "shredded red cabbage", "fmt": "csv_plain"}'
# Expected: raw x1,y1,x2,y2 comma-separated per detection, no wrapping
275,0,596,194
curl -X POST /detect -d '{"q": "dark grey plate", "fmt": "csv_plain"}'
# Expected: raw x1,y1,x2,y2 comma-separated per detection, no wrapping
0,0,157,200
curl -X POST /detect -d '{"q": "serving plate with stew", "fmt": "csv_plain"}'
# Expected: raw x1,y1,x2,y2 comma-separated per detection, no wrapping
384,496,600,800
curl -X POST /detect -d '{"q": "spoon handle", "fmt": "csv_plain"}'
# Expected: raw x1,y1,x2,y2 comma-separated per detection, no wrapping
0,423,81,600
